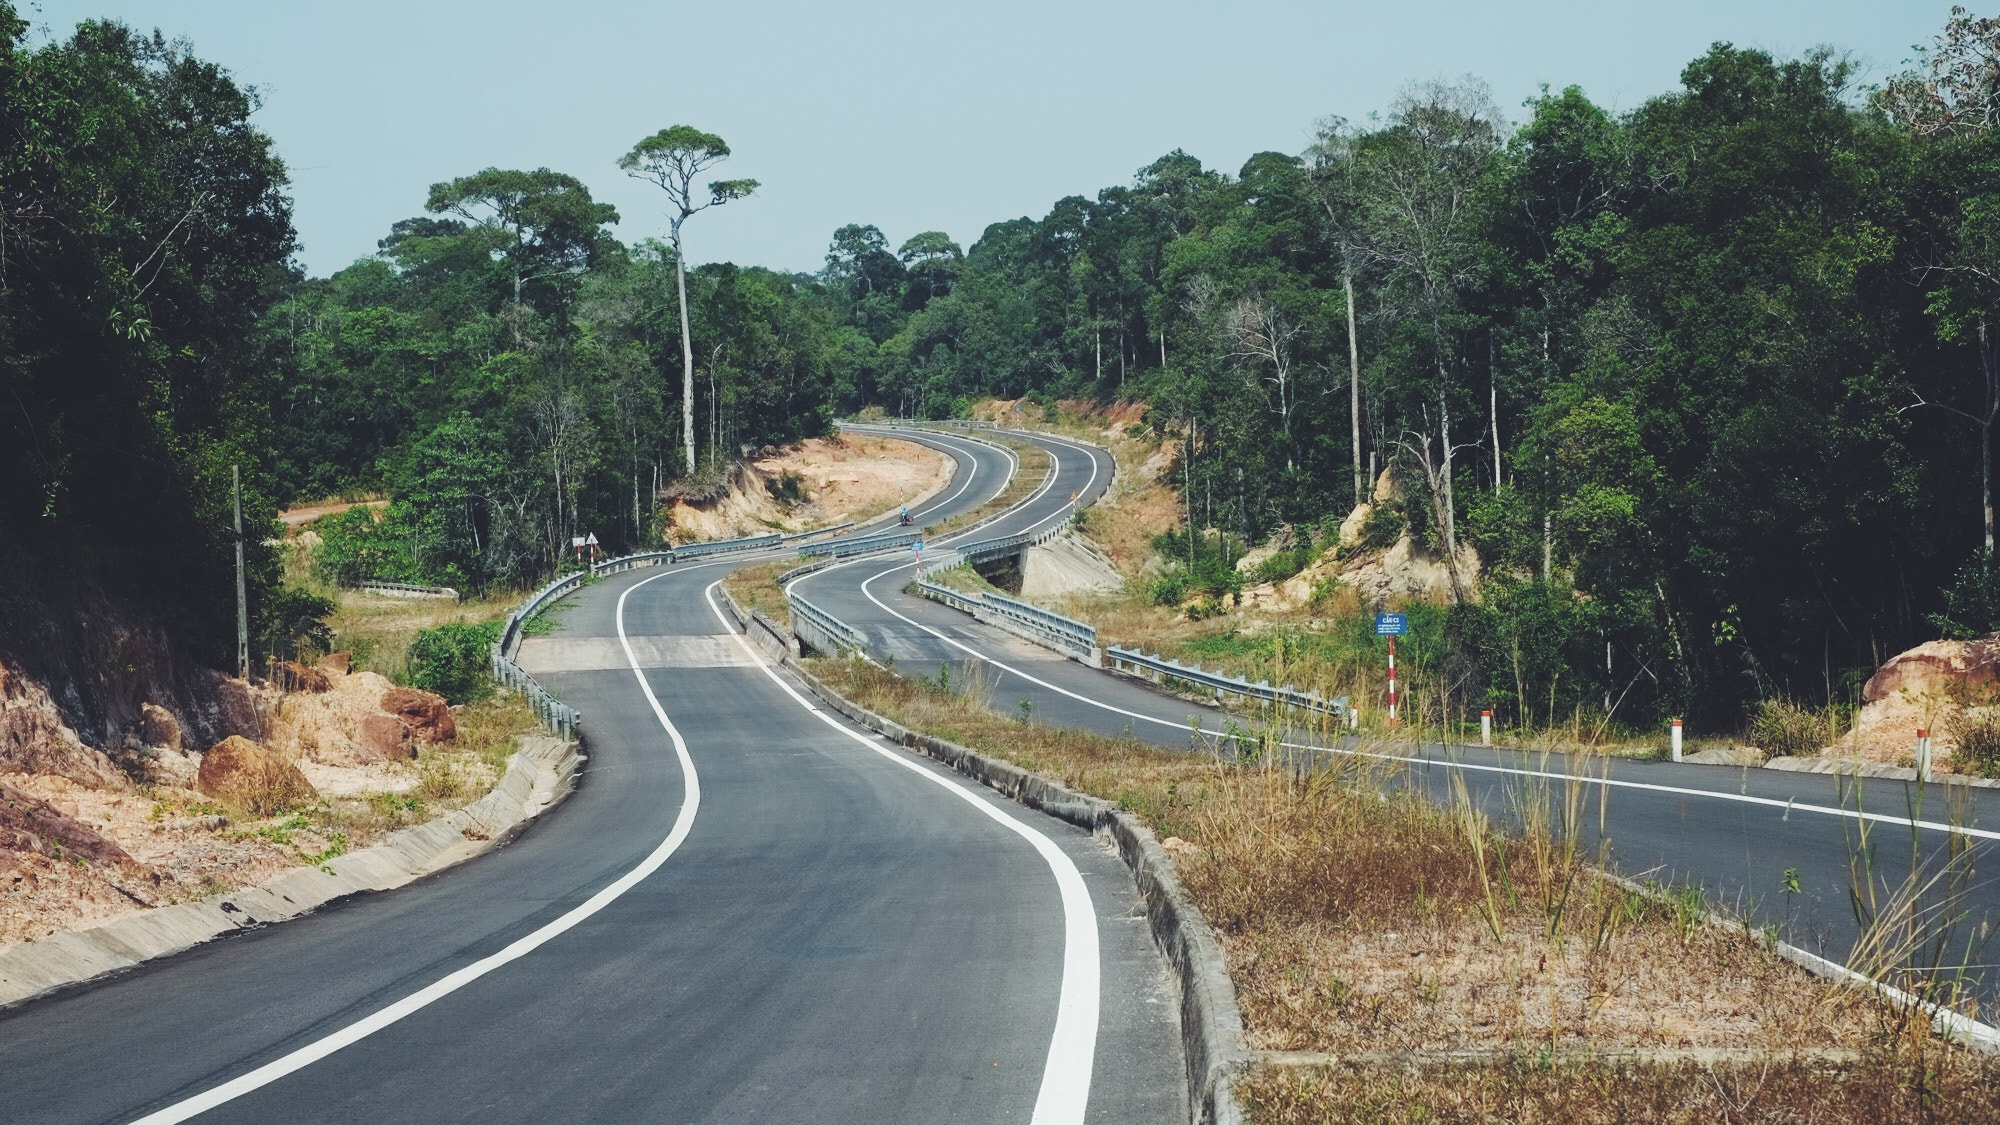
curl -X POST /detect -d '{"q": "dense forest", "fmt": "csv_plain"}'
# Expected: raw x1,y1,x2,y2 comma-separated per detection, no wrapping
5,1,2000,730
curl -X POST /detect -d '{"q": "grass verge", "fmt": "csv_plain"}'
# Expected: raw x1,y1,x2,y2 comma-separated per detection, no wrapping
804,654,2000,1122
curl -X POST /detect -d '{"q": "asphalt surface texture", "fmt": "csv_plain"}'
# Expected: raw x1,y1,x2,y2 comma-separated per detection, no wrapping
803,424,2000,1018
0,428,1184,1124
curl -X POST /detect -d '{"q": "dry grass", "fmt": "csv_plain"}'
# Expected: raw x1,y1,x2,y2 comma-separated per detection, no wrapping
308,692,536,844
923,431,1052,540
1238,1050,2000,1124
807,656,2000,1120
723,560,796,629
969,396,1180,576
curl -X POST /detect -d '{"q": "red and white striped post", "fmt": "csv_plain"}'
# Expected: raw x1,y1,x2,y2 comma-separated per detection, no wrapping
1481,709,1492,747
1917,727,1932,783
1387,635,1398,728
1670,718,1683,762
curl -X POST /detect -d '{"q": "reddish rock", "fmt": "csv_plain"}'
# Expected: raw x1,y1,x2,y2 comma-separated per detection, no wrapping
215,677,273,741
358,714,416,761
316,652,352,676
197,736,318,811
139,703,183,753
270,660,332,694
1862,636,2000,703
0,783,134,866
380,687,456,744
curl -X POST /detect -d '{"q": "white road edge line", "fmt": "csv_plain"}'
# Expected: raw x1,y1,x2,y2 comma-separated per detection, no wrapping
129,568,704,1124
844,439,2000,845
702,579,1100,1125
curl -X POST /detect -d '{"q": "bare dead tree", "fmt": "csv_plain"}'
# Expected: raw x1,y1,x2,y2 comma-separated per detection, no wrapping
1224,294,1305,472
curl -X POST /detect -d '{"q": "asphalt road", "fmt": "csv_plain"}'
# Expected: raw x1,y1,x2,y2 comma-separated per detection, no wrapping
0,430,1184,1124
801,425,2000,1015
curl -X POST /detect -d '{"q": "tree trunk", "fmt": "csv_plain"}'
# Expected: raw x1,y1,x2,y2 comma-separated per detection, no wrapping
1489,337,1501,494
672,233,697,475
1985,319,1996,553
1345,267,1363,506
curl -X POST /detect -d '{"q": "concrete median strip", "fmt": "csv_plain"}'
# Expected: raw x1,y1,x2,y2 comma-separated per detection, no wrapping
0,735,582,1011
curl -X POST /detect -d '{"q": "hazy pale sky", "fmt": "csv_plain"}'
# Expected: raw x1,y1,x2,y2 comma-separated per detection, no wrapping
21,0,1953,277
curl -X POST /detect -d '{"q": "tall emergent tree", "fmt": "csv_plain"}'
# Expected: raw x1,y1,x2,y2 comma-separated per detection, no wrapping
618,126,758,473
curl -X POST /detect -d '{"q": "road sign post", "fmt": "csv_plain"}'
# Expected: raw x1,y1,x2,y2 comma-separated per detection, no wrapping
1374,613,1406,728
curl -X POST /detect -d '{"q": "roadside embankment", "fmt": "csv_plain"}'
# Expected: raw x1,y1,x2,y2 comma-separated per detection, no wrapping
0,732,578,1009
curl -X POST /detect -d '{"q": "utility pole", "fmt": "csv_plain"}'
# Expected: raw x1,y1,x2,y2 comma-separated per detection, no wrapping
234,464,249,680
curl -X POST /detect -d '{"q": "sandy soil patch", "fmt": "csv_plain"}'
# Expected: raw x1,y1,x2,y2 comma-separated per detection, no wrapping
278,498,387,534
663,433,951,543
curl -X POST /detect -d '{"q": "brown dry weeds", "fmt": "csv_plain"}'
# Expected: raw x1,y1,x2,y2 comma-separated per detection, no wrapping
804,656,1998,1121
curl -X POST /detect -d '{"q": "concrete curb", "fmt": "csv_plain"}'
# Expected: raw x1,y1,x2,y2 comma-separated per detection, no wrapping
785,659,1248,1125
1763,754,2000,790
0,735,582,1011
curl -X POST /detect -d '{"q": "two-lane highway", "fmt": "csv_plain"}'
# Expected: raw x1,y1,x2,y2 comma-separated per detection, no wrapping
803,424,2000,1014
0,429,1184,1124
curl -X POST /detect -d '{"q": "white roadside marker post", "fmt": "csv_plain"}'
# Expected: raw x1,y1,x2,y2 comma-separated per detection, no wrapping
1481,709,1492,747
1917,727,1932,783
1671,718,1683,763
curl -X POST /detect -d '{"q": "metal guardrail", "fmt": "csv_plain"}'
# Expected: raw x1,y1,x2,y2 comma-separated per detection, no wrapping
788,591,867,656
674,533,780,560
1105,646,1348,717
491,571,588,738
797,530,923,559
780,521,853,541
590,532,786,577
910,578,1098,661
360,580,460,601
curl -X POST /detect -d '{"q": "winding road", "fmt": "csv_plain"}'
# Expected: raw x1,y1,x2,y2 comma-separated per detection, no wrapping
6,418,1998,1124
810,425,2000,1017
0,433,1182,1124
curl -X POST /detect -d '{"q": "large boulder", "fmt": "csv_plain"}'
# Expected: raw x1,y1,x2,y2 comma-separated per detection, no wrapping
380,687,456,745
197,736,318,811
139,703,183,753
358,714,416,761
1862,635,2000,703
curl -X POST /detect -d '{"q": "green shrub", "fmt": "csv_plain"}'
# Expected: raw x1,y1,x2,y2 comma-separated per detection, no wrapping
1748,698,1839,758
1246,548,1310,586
407,620,502,704
1148,572,1188,606
1359,501,1404,550
765,469,807,504
258,585,336,663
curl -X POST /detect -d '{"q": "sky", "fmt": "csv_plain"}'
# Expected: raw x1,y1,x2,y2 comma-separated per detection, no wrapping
20,0,1956,278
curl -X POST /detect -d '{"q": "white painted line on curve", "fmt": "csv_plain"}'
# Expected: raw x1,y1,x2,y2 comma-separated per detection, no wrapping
704,580,1100,1125
129,569,704,1124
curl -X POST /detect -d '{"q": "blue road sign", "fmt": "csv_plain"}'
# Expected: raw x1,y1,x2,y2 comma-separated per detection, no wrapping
1374,613,1407,636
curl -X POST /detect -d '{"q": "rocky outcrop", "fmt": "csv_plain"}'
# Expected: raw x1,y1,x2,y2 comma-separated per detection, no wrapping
1862,636,2000,704
381,688,455,745
138,703,183,753
0,661,129,790
358,714,415,762
196,735,318,810
0,784,135,868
